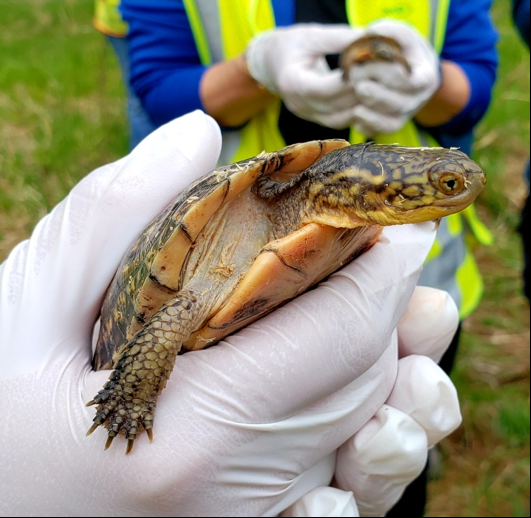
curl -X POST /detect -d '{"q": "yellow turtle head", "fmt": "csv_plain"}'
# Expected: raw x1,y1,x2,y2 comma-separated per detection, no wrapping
303,143,486,228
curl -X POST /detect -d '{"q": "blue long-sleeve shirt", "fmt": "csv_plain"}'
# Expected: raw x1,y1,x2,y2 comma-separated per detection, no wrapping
120,0,498,138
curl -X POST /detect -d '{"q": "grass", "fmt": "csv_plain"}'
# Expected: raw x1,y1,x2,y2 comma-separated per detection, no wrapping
0,0,128,256
426,2,530,516
0,1,529,516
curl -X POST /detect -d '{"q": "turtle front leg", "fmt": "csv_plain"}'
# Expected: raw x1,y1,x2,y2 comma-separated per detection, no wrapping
87,292,202,454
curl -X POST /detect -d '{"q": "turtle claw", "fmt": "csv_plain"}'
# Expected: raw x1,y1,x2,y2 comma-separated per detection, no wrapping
86,423,99,436
125,438,135,455
105,434,116,451
88,337,161,452
87,379,156,453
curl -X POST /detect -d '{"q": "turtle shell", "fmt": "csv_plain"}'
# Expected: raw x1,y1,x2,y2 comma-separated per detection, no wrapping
88,138,486,453
340,34,412,79
93,139,381,370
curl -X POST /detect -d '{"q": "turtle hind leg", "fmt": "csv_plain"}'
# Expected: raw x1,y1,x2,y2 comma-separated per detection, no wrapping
87,291,203,454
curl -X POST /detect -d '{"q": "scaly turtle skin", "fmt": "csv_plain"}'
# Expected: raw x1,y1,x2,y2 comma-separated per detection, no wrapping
88,140,485,453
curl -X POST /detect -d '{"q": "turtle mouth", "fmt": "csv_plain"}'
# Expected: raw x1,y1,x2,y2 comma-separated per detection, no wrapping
380,171,486,225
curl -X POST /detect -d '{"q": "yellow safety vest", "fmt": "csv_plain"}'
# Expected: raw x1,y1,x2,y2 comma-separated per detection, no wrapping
93,0,128,38
182,0,492,318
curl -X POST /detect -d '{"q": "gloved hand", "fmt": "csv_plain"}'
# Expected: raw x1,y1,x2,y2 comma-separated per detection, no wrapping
246,24,361,129
0,111,460,517
282,288,461,518
345,21,441,136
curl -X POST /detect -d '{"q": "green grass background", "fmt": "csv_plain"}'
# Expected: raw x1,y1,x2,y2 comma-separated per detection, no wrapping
0,1,529,516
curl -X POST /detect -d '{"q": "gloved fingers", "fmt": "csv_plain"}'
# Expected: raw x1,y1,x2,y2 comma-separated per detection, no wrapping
286,105,356,131
281,64,359,128
285,89,358,130
246,26,361,95
357,55,439,94
397,286,459,362
351,104,408,136
404,57,440,93
282,67,355,105
81,225,433,514
314,108,358,131
353,80,425,116
280,487,359,517
80,339,397,518
334,404,429,517
298,25,364,56
365,20,441,91
0,112,222,376
386,355,462,447
348,61,412,92
174,224,436,423
254,24,361,58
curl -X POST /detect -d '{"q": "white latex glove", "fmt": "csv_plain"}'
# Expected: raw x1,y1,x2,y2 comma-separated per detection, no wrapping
346,21,441,136
246,24,361,129
0,111,456,517
282,288,462,518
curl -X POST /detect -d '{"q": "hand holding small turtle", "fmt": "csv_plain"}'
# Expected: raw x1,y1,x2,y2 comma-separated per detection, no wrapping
343,20,441,136
246,25,362,129
0,112,461,517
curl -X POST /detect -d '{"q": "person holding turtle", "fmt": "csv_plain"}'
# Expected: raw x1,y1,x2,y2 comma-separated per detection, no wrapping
0,1,494,516
111,0,498,369
0,111,465,518
101,0,497,512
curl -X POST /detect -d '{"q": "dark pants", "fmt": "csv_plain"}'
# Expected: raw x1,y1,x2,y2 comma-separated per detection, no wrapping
386,324,463,517
106,36,156,150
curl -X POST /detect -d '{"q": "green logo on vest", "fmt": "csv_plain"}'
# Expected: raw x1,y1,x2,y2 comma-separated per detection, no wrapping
382,5,413,17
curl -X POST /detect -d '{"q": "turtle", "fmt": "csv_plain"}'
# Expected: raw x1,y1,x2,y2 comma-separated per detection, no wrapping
88,139,486,454
340,34,412,79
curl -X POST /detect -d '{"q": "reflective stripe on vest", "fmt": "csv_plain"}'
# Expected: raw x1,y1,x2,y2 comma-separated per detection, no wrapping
183,0,285,165
347,0,450,147
93,0,128,38
343,0,488,318
183,0,487,318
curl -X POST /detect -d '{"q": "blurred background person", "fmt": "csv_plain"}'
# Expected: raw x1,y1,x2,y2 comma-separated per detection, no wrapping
117,0,497,371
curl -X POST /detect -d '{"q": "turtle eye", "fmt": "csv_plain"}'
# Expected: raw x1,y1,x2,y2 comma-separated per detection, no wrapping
430,171,465,195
